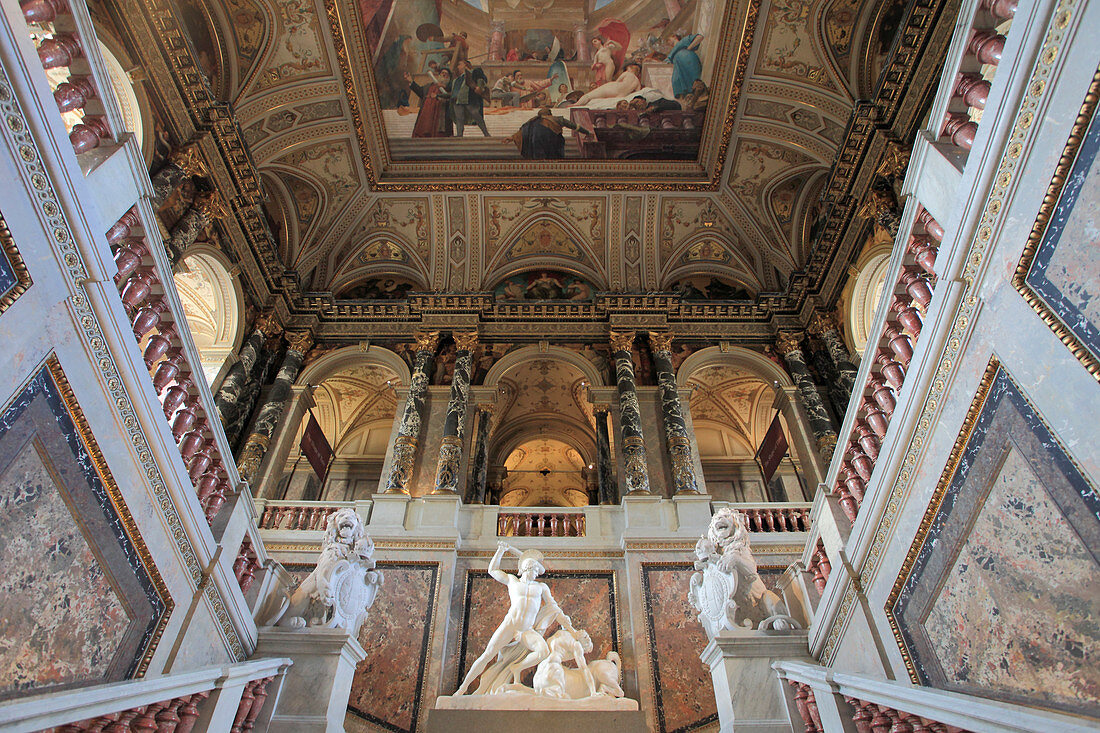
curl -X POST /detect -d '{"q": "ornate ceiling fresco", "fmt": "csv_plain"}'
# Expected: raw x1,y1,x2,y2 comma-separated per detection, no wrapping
100,0,952,339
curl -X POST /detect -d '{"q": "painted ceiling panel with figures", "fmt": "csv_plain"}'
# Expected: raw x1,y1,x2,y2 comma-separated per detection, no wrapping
143,0,921,315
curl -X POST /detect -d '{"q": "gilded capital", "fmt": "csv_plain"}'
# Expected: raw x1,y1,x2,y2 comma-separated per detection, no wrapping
648,331,674,353
808,311,839,337
453,330,479,352
876,140,911,180
254,310,283,338
285,329,314,354
476,403,496,415
775,331,805,356
593,403,611,414
169,143,206,177
414,330,441,353
193,190,226,220
609,330,636,352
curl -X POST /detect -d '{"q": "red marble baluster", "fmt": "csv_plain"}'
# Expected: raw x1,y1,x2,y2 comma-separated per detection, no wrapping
968,29,1005,65
790,682,815,733
875,350,906,391
21,0,69,24
907,236,939,277
176,691,209,733
133,298,168,341
856,420,880,461
195,469,218,506
188,442,214,483
849,444,874,482
131,700,167,732
143,323,177,369
54,76,96,114
38,33,82,69
901,267,934,311
70,116,112,155
154,695,184,732
915,210,945,243
170,400,198,441
229,681,258,733
152,348,184,394
892,295,923,341
884,326,913,368
179,422,207,459
816,544,832,583
203,476,230,522
242,677,272,731
979,0,1017,20
161,375,192,421
835,483,859,522
954,72,990,109
763,509,776,531
842,462,866,506
804,686,823,732
120,267,157,313
104,707,142,732
849,698,873,733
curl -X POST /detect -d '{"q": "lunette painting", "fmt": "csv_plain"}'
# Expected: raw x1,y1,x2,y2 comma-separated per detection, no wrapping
360,0,717,161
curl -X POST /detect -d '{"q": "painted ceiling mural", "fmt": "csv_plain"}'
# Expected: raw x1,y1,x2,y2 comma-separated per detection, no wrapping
362,0,718,162
130,0,918,318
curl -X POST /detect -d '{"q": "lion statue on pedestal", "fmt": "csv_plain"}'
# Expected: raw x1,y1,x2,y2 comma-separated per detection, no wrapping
688,507,798,635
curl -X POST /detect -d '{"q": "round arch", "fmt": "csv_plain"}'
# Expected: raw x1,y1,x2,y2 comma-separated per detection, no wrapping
174,247,245,390
844,246,892,355
489,415,597,469
483,344,606,388
296,344,412,388
675,345,793,389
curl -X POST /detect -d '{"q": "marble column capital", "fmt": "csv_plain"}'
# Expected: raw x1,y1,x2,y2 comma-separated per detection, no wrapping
775,331,805,356
414,330,442,353
475,403,496,415
647,330,674,354
193,190,227,221
453,330,479,352
807,311,840,337
285,329,314,355
168,143,206,176
609,330,636,353
254,310,283,338
592,403,611,414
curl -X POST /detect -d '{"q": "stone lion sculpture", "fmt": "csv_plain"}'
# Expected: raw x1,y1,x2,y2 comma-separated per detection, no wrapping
688,507,798,635
533,628,625,700
265,508,383,636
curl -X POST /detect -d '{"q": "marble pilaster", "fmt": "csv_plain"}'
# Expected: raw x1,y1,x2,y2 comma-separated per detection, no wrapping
776,332,838,461
164,190,225,265
215,311,281,440
237,330,313,483
611,331,651,496
467,404,494,504
384,331,440,494
433,332,478,495
150,143,205,210
648,332,700,495
809,311,858,402
593,404,616,504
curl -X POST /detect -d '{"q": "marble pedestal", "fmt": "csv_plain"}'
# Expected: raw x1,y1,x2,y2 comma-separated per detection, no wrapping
701,629,811,733
426,709,647,732
254,626,367,732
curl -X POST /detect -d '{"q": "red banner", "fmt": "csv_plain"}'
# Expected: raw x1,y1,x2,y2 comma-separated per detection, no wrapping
756,415,789,483
300,413,333,481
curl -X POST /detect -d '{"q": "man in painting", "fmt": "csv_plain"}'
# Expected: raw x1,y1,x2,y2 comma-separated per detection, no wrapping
576,62,643,106
526,271,566,300
449,59,491,137
446,31,469,72
491,72,521,108
405,69,453,138
513,70,552,108
665,31,704,99
505,108,593,159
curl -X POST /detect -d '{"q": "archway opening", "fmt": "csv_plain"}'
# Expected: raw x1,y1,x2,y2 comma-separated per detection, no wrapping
499,438,591,507
173,252,241,388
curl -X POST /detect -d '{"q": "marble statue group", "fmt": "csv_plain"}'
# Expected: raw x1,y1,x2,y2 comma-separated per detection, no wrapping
450,541,629,707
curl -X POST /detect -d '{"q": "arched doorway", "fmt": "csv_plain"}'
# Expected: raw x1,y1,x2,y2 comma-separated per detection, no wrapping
173,250,243,389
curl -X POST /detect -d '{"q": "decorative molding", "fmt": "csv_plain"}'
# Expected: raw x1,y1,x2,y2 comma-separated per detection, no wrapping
0,210,32,313
1012,65,1100,381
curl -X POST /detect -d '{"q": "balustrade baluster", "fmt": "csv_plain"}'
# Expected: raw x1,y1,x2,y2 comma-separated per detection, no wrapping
941,112,977,150
179,423,206,460
835,484,860,522
892,295,923,341
187,441,213,483
907,236,939,277
143,324,177,369
132,299,168,341
968,29,1005,64
203,475,229,522
170,400,198,441
161,376,191,421
120,267,156,314
177,691,208,733
790,682,816,733
979,0,1017,20
242,677,272,731
901,267,934,311
229,681,257,733
777,508,789,531
856,421,880,461
876,350,906,391
849,445,874,482
54,76,96,114
842,462,866,505
104,707,141,732
21,0,69,24
884,326,913,367
155,695,184,732
69,116,111,155
848,698,873,733
131,701,167,732
37,33,82,69
804,686,824,733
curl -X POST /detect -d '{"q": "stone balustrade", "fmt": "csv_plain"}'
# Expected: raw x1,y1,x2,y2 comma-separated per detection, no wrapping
257,502,353,531
772,661,1092,733
19,0,129,157
936,0,1017,154
1,659,290,732
497,511,587,537
713,502,812,532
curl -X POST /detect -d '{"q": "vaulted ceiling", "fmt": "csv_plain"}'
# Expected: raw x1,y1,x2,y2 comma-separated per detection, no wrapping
102,0,945,338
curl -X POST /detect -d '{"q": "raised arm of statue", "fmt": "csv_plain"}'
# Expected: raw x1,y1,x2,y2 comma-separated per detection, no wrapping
489,541,515,583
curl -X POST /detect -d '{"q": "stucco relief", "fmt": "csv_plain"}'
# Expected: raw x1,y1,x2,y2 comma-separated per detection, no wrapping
252,0,330,91
754,0,837,90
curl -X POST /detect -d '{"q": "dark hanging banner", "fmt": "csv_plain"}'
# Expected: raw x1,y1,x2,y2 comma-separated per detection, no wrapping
756,414,789,483
300,412,333,481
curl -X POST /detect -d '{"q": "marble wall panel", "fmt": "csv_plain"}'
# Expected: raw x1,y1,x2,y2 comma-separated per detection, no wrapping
0,356,171,699
641,563,785,733
455,571,620,689
1015,89,1099,375
286,561,440,733
888,362,1100,719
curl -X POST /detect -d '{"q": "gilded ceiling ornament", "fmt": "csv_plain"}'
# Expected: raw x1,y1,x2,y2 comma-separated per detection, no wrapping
609,331,636,352
775,331,805,355
414,330,441,353
876,140,912,181
453,330,480,352
648,331,675,354
193,190,227,220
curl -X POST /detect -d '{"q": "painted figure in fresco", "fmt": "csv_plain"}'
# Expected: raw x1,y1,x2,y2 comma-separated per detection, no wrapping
576,62,643,106
527,271,566,300
590,37,621,86
491,72,521,107
377,34,413,109
666,31,704,99
512,70,553,108
405,69,453,138
450,60,491,137
445,31,469,72
455,543,581,695
507,108,592,159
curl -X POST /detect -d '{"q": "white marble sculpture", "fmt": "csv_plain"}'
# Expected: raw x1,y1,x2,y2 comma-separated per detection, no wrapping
266,508,384,636
688,507,799,635
442,541,634,711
